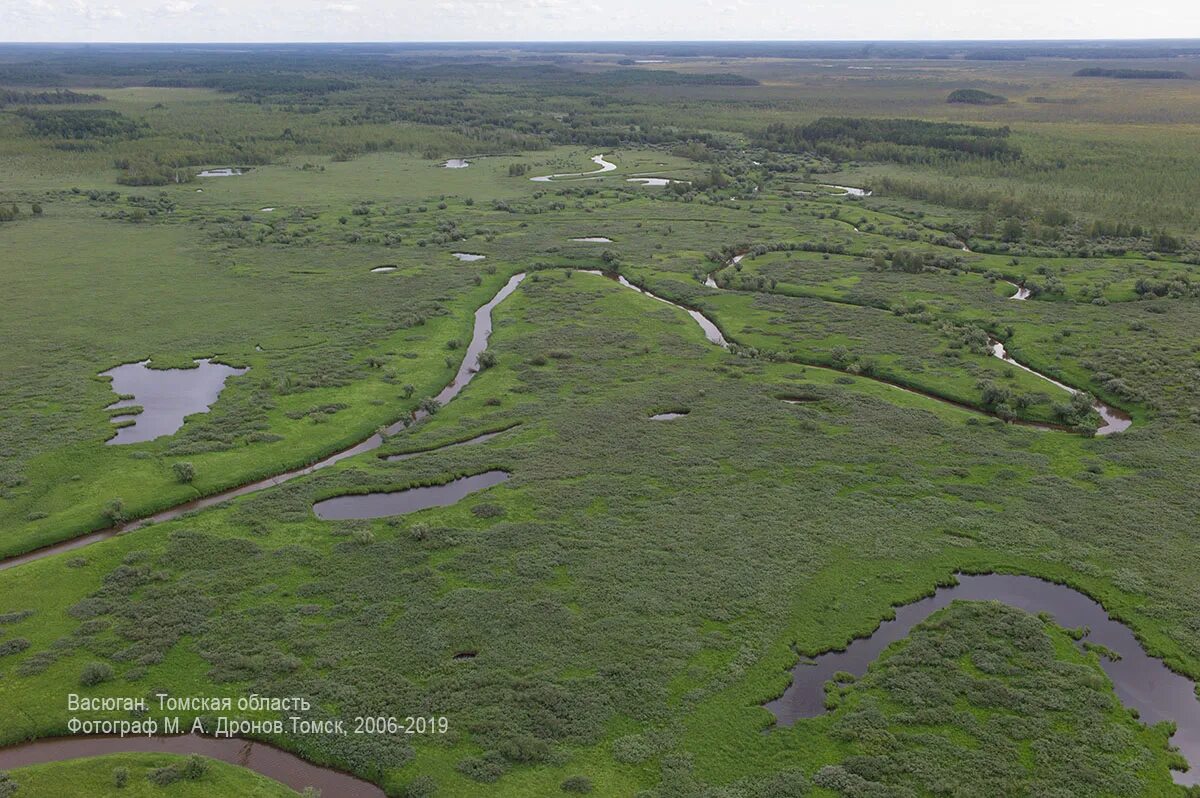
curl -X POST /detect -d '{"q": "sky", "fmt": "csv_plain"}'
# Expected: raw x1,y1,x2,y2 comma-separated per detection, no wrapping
2,0,1199,43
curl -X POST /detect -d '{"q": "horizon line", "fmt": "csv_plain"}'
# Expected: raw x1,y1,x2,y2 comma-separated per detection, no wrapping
5,37,1200,46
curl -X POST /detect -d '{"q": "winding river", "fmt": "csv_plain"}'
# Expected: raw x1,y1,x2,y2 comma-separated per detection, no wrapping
707,255,1129,435
0,266,1158,789
0,734,384,797
0,268,731,793
0,274,527,573
0,269,732,572
989,338,1131,435
1004,280,1031,300
765,573,1200,786
530,154,616,182
821,184,871,197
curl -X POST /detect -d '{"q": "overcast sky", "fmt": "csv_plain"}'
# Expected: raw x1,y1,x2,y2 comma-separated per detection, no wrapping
3,0,1199,43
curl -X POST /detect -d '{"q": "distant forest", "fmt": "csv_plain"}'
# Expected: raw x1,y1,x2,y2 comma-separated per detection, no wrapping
1073,67,1190,79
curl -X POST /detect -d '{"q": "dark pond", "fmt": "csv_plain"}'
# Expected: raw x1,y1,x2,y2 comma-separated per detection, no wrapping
0,734,383,797
0,275,528,572
102,358,248,445
765,572,1200,785
313,470,510,520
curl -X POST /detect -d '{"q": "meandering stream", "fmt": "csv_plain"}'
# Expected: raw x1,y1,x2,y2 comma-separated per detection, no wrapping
0,734,384,797
706,255,1129,434
989,338,1131,435
0,268,1160,790
0,270,728,571
530,154,616,182
0,274,527,573
765,573,1200,785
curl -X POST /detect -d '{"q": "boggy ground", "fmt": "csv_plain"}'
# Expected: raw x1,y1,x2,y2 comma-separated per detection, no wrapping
2,57,1200,796
1,270,1197,796
6,146,1194,555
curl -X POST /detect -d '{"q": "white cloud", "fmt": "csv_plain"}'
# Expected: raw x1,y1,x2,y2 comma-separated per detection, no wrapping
3,0,1199,42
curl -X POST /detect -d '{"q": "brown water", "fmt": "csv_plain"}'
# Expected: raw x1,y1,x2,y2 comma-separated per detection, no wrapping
989,338,1131,435
765,573,1200,786
312,470,510,520
102,359,248,445
0,734,383,797
0,274,527,572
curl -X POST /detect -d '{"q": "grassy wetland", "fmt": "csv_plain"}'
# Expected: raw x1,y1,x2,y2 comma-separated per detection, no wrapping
1,40,1200,797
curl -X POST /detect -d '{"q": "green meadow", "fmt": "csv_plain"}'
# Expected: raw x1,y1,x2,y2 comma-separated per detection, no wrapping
1,42,1199,797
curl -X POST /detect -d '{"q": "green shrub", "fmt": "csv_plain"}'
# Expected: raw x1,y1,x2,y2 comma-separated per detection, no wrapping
79,661,114,686
173,461,195,484
561,775,594,793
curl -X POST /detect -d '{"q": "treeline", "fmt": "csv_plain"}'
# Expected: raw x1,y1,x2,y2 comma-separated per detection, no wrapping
146,74,358,94
0,89,104,107
0,66,65,85
946,88,1007,105
873,176,1188,252
16,108,145,139
403,63,757,87
113,143,277,185
1074,68,1189,79
754,117,1020,163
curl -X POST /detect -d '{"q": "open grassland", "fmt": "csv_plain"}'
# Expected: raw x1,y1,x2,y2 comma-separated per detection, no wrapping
2,46,1200,796
1,270,1198,796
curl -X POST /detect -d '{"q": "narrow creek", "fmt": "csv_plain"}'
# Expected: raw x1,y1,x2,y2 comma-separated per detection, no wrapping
0,271,1164,788
764,573,1200,786
989,338,1131,435
707,254,1130,435
0,269,723,571
0,274,527,573
582,271,728,348
0,734,384,798
530,154,616,182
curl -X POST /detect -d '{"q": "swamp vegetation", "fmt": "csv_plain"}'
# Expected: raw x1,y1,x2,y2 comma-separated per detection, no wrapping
1,40,1199,797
